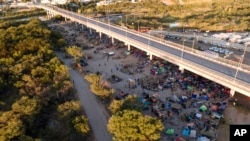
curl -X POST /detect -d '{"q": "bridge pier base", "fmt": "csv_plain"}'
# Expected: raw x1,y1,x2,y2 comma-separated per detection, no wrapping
127,44,131,51
179,66,184,73
230,89,235,97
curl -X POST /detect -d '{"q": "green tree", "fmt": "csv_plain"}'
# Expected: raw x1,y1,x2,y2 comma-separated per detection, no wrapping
72,116,90,136
66,46,83,63
109,95,144,113
57,100,81,119
109,99,124,113
12,96,41,116
108,110,164,141
85,73,115,98
0,111,24,140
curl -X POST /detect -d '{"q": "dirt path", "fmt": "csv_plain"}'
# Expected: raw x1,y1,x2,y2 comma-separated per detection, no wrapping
58,56,112,141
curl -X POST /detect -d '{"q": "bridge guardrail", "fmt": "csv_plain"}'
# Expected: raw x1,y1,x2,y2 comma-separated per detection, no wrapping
35,5,250,94
123,34,250,93
40,4,250,72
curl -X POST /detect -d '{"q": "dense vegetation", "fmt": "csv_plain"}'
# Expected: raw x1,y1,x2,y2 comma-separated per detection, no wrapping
76,0,250,31
84,73,115,98
0,18,90,140
0,8,46,29
108,110,164,141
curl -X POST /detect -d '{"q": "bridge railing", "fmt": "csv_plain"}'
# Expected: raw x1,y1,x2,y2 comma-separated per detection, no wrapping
125,35,250,94
39,4,250,73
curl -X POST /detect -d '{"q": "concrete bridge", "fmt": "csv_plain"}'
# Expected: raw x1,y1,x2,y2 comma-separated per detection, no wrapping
31,4,250,97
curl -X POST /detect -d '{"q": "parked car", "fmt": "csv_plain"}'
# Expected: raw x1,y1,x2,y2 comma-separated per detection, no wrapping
224,50,234,55
198,46,206,51
209,46,217,51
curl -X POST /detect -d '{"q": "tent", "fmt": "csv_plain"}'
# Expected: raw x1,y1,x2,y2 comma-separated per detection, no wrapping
187,85,193,91
165,102,171,109
172,95,181,102
125,51,130,55
175,137,186,141
166,128,175,135
196,113,202,119
197,136,210,141
199,105,207,112
189,130,196,137
182,128,190,136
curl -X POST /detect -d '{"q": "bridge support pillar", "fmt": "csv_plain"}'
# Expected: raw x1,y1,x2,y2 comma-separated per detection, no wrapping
99,32,102,38
46,11,50,19
230,89,235,97
111,37,114,44
147,52,153,60
179,66,184,73
128,44,131,51
89,28,92,35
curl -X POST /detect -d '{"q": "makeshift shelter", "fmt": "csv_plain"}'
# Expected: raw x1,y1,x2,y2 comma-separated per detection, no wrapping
192,93,199,99
182,128,190,136
128,79,136,88
187,85,193,91
201,95,209,100
211,105,218,111
166,128,175,135
195,113,202,119
197,136,210,141
199,105,207,112
189,130,196,137
172,95,181,102
125,51,130,55
175,137,186,141
165,102,171,109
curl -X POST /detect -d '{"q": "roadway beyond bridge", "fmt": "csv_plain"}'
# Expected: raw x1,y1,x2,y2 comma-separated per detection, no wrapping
30,4,250,97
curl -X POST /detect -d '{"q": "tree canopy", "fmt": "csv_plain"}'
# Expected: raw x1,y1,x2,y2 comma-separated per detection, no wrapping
66,46,83,63
108,110,164,141
0,17,90,140
109,95,144,113
84,73,115,98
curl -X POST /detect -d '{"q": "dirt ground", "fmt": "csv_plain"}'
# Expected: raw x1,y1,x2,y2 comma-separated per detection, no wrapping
217,93,250,141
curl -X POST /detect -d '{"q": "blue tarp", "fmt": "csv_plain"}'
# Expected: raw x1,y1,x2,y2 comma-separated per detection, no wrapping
165,103,171,109
201,95,209,100
182,128,190,136
192,94,198,98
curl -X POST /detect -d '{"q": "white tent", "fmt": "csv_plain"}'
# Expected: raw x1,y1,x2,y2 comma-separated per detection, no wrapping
197,136,210,141
189,130,196,137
